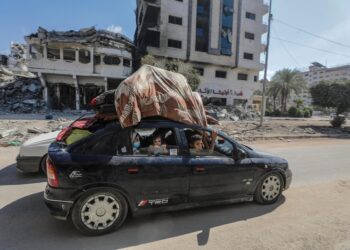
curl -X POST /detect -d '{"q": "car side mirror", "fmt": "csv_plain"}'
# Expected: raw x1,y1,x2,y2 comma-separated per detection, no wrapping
233,148,247,161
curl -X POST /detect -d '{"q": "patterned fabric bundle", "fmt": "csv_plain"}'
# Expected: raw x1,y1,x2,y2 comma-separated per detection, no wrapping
114,65,209,128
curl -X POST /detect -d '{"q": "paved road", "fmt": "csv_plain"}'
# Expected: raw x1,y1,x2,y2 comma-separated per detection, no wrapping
0,138,350,250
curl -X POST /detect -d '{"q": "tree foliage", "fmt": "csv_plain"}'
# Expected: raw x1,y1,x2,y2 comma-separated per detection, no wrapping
310,80,350,115
267,69,306,112
141,55,200,91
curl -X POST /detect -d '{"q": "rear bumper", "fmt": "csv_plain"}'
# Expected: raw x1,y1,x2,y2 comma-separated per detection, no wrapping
44,185,77,220
285,168,292,190
16,154,41,173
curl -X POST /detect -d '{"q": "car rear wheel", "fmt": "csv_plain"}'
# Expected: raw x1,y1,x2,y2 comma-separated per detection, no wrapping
71,188,128,236
255,173,284,204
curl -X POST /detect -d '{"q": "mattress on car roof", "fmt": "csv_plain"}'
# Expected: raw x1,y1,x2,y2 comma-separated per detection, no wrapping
114,64,209,128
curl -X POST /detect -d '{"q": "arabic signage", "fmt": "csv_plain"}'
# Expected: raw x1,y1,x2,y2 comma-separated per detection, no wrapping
198,88,243,96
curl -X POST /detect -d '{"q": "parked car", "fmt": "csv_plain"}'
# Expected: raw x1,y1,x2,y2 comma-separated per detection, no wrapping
44,118,292,236
16,114,97,174
16,130,60,174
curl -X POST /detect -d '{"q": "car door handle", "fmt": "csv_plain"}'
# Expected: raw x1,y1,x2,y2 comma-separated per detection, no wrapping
127,167,139,174
194,166,206,173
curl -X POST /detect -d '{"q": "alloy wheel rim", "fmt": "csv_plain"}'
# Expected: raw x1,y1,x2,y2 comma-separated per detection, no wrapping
261,175,281,201
81,194,120,230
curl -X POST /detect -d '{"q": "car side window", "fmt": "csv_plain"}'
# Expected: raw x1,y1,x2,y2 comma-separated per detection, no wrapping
72,130,132,156
184,128,234,157
130,127,180,156
74,132,118,155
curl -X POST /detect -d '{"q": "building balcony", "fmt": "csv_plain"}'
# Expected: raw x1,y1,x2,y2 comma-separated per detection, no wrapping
137,0,160,37
261,23,268,34
262,2,269,14
138,27,160,51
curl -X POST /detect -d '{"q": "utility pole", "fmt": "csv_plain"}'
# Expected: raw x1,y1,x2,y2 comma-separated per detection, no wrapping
260,0,272,127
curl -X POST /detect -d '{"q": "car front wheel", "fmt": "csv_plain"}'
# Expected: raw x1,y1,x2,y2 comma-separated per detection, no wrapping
255,173,284,204
71,188,128,236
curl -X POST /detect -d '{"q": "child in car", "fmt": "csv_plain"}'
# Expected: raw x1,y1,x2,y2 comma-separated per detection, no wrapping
148,134,168,155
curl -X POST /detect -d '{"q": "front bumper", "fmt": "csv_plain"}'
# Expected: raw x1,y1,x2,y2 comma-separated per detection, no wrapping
16,154,41,173
44,185,77,220
285,168,292,190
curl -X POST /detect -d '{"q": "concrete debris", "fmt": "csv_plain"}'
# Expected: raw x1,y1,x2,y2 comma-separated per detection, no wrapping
7,43,28,72
304,128,316,134
0,128,18,139
0,116,75,147
205,104,260,121
27,27,134,49
27,127,44,134
0,76,46,113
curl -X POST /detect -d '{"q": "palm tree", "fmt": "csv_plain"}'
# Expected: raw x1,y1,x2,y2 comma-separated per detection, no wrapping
270,69,306,112
267,80,282,111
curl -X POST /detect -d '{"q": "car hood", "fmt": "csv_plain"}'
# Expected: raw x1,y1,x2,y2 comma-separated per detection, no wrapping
245,146,287,162
22,131,60,147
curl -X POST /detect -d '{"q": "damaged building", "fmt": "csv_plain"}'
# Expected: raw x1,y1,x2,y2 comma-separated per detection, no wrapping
25,27,134,110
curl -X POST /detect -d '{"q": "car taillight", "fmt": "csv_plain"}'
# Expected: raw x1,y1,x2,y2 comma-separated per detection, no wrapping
46,157,59,187
90,97,97,106
56,127,70,141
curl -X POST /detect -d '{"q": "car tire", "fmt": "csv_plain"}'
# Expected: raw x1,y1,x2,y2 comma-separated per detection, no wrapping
71,188,128,236
40,154,48,175
255,172,284,204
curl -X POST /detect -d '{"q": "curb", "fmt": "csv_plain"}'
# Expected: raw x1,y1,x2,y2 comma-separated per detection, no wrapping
237,134,350,142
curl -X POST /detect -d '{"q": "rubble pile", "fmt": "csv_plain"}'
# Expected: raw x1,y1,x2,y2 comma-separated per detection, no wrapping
205,104,260,121
0,118,73,147
0,76,46,113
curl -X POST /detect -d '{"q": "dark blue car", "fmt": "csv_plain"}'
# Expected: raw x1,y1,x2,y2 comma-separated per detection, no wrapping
44,118,292,235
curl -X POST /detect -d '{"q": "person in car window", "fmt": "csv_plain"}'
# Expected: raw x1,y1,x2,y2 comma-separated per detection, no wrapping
132,133,141,154
190,131,218,155
148,134,168,156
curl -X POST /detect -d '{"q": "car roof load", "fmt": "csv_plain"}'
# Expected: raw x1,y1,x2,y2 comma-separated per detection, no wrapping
114,65,212,128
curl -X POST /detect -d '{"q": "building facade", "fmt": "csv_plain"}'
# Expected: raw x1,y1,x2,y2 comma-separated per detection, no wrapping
25,27,134,110
136,0,268,106
293,62,350,107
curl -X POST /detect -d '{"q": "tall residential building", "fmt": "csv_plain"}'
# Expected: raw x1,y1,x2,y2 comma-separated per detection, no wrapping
135,0,268,106
292,62,350,107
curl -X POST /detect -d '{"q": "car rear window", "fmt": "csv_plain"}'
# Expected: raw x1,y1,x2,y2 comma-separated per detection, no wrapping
71,130,131,156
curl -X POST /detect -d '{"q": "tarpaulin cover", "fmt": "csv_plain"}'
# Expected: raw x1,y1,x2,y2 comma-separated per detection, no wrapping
114,65,209,128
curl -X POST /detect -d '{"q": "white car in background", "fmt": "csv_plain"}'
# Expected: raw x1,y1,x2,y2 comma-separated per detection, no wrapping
16,130,60,174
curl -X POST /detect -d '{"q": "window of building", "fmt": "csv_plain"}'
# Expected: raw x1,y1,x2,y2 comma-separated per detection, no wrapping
175,0,183,2
47,47,60,60
103,55,121,65
94,55,101,65
246,12,256,20
238,73,248,80
63,48,75,61
254,75,258,82
79,49,91,64
220,0,233,56
29,45,43,59
245,32,255,40
168,15,183,25
168,39,182,49
196,0,210,52
123,58,131,67
243,52,254,60
215,70,227,78
193,67,204,76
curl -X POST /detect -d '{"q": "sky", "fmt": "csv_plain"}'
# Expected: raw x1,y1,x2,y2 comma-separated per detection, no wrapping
1,0,350,78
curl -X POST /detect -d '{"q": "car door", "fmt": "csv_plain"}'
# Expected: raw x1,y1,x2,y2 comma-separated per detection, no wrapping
116,124,190,210
180,128,255,203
